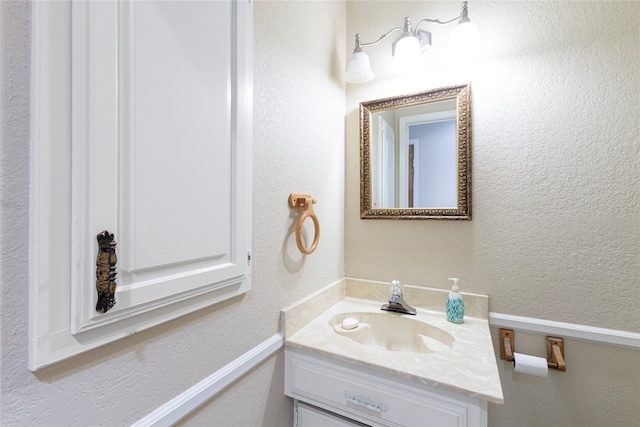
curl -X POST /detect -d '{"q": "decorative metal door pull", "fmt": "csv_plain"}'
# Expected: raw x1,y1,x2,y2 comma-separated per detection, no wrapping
96,230,117,313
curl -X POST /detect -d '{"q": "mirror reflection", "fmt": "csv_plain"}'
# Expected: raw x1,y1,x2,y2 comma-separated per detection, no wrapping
360,84,471,219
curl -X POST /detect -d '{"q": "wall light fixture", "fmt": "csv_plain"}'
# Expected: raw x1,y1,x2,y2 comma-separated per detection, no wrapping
346,1,479,84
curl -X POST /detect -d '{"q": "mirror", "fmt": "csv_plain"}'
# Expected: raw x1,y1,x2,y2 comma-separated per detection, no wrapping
360,83,471,220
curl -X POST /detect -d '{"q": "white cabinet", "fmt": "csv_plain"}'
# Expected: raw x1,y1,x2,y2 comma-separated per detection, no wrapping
29,0,252,370
285,348,488,427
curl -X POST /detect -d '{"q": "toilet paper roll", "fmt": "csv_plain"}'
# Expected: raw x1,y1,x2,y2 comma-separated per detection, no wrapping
513,352,548,377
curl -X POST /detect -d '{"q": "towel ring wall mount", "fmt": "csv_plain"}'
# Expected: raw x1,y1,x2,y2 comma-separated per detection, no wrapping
288,193,320,255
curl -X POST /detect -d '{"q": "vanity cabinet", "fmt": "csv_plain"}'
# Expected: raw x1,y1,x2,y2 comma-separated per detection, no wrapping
285,348,488,427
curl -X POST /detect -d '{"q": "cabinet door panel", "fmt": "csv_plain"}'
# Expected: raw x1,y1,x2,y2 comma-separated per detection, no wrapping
127,0,232,270
29,0,252,370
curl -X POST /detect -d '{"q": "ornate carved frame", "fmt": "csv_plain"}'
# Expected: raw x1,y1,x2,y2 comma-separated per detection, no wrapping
360,83,471,220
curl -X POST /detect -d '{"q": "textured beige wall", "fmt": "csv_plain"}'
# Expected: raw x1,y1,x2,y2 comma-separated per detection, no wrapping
489,329,640,427
345,0,639,331
0,1,345,425
345,1,639,426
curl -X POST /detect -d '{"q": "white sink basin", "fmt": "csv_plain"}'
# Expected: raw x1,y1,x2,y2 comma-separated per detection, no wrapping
331,311,454,353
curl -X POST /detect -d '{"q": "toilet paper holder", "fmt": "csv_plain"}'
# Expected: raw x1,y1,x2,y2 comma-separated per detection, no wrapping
499,329,566,372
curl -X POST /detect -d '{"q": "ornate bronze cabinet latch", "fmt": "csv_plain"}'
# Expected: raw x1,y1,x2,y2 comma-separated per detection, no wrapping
96,230,117,313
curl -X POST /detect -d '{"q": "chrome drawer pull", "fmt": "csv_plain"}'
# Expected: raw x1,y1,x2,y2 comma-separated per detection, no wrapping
344,391,388,417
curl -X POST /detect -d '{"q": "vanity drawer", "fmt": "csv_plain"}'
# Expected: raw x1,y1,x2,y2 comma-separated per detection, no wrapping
285,348,487,427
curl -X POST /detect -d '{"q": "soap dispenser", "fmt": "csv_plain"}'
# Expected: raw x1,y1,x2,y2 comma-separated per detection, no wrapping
446,278,465,323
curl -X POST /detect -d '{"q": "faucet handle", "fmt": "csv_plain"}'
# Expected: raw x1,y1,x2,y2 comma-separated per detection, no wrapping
390,280,403,296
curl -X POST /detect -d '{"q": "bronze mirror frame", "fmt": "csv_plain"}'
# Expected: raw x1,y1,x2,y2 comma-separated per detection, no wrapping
360,83,471,220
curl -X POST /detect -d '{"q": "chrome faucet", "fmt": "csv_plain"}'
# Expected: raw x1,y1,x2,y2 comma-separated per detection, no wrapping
381,280,417,315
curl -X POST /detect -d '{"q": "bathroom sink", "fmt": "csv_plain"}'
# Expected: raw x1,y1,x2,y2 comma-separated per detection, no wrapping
283,280,504,405
331,311,454,354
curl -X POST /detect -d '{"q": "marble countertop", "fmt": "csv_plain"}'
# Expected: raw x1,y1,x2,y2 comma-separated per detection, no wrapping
282,278,504,404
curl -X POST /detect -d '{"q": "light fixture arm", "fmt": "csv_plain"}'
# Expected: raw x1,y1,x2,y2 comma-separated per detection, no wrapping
414,16,459,33
415,1,470,31
353,26,404,52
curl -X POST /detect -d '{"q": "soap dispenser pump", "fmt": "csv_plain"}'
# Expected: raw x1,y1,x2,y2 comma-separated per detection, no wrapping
446,278,465,323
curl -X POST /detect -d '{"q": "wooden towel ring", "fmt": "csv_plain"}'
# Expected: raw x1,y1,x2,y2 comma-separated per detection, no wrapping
288,193,320,255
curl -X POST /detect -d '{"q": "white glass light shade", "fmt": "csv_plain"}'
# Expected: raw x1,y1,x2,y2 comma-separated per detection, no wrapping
345,51,374,84
450,21,480,55
391,35,422,71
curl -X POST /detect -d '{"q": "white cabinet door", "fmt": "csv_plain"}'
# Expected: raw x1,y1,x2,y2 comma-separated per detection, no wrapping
29,0,252,370
295,401,368,427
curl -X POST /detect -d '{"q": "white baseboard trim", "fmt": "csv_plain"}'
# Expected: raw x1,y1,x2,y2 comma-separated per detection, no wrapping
132,333,284,427
489,312,640,350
